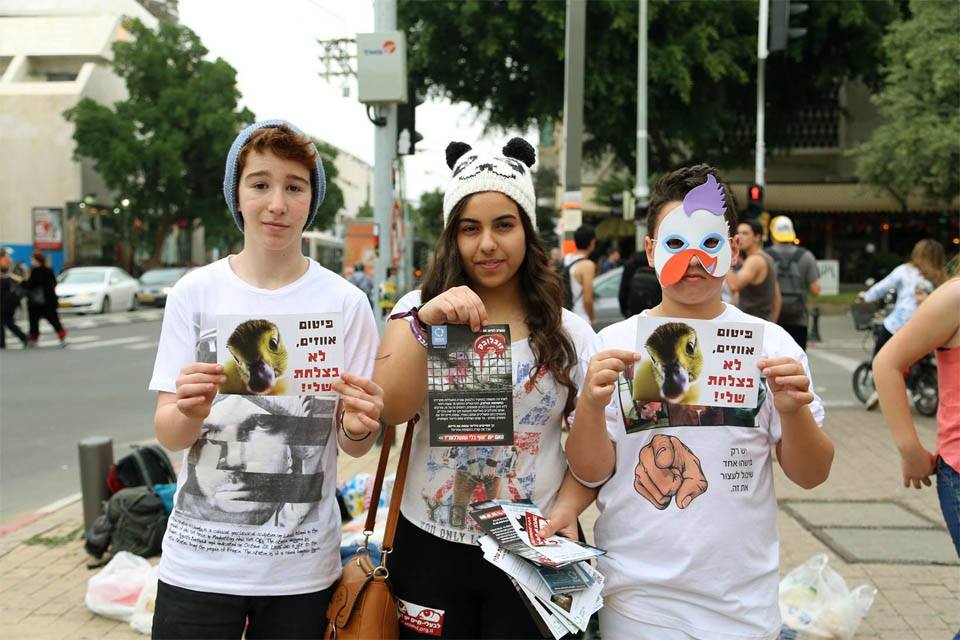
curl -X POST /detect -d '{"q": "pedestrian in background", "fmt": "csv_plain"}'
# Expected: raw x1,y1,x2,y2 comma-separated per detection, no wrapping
617,250,661,318
874,275,960,563
23,252,66,348
599,247,621,274
727,219,782,322
0,264,28,349
767,215,821,349
564,224,597,323
347,261,374,307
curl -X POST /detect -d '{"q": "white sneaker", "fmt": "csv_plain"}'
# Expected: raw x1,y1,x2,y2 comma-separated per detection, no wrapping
865,391,879,410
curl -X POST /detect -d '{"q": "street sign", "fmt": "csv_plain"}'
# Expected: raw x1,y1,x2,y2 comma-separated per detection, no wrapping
356,31,407,104
32,207,63,250
817,259,839,296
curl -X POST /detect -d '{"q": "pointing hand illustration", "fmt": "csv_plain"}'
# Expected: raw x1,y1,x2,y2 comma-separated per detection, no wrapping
634,434,708,510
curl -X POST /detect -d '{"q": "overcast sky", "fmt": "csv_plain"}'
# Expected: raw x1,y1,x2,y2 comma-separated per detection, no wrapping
178,0,531,201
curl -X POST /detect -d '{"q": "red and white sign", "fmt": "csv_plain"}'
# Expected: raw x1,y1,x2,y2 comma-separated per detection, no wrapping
397,599,444,637
32,207,63,250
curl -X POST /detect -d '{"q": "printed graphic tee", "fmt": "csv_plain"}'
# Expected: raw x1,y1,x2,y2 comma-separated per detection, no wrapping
392,290,599,545
594,304,825,639
149,257,378,596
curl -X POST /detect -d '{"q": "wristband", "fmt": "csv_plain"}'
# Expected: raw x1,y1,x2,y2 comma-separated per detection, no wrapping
389,306,429,347
338,408,371,442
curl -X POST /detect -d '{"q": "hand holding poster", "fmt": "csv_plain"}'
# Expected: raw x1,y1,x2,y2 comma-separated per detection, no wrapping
217,313,343,396
427,324,513,446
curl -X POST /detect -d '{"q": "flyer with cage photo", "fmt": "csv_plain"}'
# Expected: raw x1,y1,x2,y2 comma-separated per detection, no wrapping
427,324,513,446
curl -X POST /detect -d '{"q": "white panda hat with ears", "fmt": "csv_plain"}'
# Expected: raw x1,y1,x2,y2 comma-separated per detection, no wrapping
442,137,537,228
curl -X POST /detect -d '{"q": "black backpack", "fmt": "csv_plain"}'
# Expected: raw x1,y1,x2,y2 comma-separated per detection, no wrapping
107,487,168,558
559,257,585,310
108,445,176,494
628,266,662,316
771,247,808,323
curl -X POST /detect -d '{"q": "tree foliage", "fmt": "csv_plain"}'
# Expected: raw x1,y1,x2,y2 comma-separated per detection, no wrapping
412,188,445,246
64,18,253,264
399,0,899,172
851,0,960,206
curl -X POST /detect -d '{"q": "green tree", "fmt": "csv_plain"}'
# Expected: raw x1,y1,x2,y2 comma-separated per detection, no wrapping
412,188,445,247
851,0,960,208
399,0,899,171
64,18,253,265
313,139,345,228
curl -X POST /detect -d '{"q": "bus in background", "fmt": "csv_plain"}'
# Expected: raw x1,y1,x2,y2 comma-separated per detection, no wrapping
302,230,345,276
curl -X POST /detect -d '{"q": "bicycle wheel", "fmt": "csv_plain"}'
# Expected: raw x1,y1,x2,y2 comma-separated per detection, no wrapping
912,373,938,417
852,362,875,404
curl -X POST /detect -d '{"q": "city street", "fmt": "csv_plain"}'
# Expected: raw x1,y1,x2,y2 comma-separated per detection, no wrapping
0,310,163,523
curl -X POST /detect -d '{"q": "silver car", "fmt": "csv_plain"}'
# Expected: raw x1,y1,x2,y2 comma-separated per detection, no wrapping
592,267,625,331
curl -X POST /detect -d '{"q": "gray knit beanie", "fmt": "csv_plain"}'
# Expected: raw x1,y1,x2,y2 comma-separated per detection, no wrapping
223,119,326,232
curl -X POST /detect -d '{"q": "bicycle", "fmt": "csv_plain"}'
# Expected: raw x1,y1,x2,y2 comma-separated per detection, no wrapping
850,294,938,417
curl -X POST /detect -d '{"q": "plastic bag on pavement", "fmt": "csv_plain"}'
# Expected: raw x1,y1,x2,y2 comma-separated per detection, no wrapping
84,551,153,623
129,565,159,635
779,554,877,639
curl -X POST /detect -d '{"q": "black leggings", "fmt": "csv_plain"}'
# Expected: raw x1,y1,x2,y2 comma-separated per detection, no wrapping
873,326,895,358
27,305,64,340
152,580,333,640
390,513,570,639
1,309,27,347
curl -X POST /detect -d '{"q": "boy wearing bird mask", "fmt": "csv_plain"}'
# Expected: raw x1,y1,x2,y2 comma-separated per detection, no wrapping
546,165,834,639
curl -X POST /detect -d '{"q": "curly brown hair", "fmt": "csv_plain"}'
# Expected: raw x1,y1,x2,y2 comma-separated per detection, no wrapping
421,195,580,420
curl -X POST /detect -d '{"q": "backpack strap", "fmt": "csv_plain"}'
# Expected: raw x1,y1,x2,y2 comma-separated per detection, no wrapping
129,449,157,492
147,445,177,484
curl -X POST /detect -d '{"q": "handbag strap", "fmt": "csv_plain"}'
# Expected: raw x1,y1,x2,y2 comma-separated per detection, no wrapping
362,415,418,547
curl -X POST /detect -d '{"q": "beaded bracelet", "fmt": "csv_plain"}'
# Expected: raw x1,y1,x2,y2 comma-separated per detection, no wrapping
389,306,429,347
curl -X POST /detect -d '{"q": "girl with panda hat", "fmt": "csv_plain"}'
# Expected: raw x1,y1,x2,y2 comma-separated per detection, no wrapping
374,138,600,638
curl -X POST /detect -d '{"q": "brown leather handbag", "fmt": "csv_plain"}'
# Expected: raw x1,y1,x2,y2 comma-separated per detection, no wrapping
324,417,417,640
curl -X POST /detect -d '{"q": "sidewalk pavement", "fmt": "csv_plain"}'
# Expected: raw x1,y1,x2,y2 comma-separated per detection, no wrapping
1,409,956,639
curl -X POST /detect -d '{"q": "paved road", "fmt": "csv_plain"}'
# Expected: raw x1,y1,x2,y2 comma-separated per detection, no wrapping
0,311,163,522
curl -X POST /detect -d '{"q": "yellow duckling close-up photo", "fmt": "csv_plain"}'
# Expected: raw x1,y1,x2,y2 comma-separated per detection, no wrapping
221,319,289,396
632,321,704,406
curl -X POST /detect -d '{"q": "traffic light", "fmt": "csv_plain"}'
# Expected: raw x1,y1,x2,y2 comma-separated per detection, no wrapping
769,0,808,53
397,78,424,155
747,183,764,218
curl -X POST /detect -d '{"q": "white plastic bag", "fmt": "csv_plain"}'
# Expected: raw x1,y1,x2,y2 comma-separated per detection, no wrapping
84,551,153,623
779,554,877,639
129,565,159,635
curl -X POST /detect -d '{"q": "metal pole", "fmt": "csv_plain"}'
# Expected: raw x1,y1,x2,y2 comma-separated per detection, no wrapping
561,0,587,254
755,0,769,187
78,436,113,534
635,0,649,248
373,0,397,331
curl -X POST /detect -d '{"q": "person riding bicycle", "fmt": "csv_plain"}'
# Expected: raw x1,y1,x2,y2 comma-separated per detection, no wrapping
859,239,945,409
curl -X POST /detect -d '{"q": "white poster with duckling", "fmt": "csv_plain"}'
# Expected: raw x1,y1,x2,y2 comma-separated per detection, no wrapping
620,316,764,432
216,313,343,397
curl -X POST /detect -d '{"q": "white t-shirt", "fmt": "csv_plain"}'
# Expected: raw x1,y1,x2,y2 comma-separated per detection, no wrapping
392,290,599,545
148,257,378,596
594,304,825,639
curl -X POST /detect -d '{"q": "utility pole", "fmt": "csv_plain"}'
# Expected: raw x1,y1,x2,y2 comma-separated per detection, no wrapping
561,0,586,254
755,0,769,188
372,0,398,331
635,0,649,249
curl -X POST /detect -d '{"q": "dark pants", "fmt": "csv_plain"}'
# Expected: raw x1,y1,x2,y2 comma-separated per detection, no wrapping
872,326,895,358
152,580,332,640
390,513,564,639
780,323,809,351
1,308,27,348
27,305,65,341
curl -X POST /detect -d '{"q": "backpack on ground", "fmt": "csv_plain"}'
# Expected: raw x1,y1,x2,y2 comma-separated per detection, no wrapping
107,486,168,558
771,247,808,324
559,257,585,310
628,266,662,316
107,445,176,495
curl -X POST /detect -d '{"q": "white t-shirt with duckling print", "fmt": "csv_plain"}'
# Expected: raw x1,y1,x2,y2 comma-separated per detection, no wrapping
594,304,825,640
391,289,600,546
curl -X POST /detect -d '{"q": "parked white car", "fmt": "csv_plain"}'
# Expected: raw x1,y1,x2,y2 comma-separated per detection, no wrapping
56,266,140,314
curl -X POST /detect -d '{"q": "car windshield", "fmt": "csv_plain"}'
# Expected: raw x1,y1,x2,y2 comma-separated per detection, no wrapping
140,268,186,285
59,270,106,284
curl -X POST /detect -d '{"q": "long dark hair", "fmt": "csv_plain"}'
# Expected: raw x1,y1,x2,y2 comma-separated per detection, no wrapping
421,196,580,419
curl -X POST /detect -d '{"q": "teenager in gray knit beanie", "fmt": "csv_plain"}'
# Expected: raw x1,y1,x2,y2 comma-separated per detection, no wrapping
223,119,326,232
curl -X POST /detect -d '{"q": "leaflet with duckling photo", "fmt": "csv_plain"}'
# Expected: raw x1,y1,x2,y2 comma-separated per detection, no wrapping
469,500,605,567
620,315,765,433
216,313,343,397
426,324,513,446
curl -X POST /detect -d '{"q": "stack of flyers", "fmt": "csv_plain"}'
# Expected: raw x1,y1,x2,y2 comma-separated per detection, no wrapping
470,501,605,639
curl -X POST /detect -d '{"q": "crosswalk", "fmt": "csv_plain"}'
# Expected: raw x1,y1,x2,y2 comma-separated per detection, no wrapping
59,308,164,330
3,335,158,352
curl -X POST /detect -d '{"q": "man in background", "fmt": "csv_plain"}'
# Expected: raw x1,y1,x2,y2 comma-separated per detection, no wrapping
767,216,821,349
727,220,781,321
